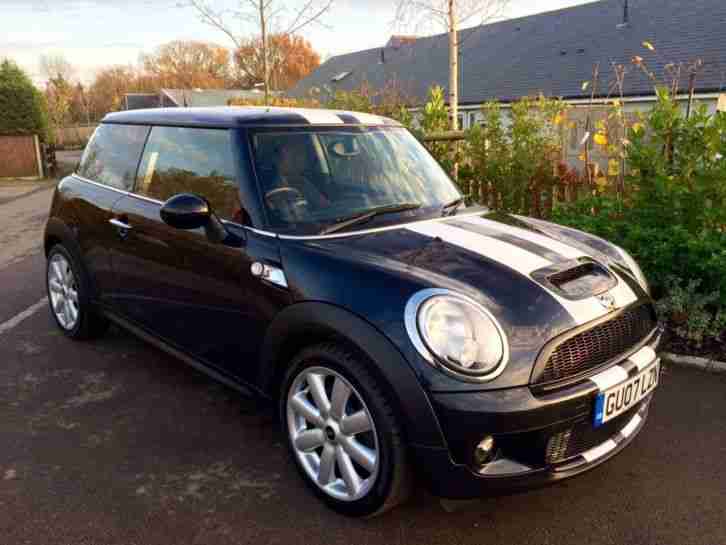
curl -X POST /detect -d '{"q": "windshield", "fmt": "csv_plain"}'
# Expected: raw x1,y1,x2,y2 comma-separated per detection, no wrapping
249,126,461,235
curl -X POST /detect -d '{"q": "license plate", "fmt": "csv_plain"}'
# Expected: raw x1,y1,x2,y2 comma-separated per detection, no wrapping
594,360,659,427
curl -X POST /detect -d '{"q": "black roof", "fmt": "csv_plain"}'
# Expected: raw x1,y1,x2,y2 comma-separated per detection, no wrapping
291,0,726,105
103,107,401,127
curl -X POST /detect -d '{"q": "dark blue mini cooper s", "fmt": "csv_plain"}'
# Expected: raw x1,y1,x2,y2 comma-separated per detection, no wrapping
44,107,661,516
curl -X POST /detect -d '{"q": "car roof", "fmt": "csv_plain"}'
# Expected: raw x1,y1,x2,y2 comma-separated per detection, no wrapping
102,106,402,129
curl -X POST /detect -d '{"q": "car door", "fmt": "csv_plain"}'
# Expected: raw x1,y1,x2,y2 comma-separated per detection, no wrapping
70,124,150,297
106,125,290,384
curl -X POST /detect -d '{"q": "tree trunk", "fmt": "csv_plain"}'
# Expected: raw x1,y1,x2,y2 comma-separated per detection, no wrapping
448,0,459,179
448,0,458,131
259,0,269,104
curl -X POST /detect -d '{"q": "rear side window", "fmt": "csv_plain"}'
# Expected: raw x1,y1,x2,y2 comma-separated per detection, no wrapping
78,124,149,191
135,126,241,222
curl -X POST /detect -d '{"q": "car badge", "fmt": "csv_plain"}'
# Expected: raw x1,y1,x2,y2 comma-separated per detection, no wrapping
597,293,617,311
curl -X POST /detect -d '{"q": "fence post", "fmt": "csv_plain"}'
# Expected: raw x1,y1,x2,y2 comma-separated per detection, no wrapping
33,135,44,178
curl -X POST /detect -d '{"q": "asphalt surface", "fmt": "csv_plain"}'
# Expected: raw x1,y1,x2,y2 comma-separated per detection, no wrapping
1,185,725,545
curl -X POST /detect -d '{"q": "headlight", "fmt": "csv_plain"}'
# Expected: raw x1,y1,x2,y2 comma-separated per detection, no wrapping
616,246,650,295
405,289,508,381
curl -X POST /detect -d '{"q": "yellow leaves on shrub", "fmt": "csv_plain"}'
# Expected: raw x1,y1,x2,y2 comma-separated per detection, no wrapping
631,122,644,134
595,176,609,193
642,41,655,51
608,159,621,177
594,133,608,146
578,152,587,162
553,113,564,125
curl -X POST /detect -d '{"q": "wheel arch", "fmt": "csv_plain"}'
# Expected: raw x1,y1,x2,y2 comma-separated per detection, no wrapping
257,301,447,449
44,217,99,298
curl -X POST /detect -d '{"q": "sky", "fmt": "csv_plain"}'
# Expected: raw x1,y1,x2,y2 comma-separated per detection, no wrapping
0,0,594,85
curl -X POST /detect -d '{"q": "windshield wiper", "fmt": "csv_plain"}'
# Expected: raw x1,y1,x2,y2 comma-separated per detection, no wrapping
441,197,465,216
320,203,422,235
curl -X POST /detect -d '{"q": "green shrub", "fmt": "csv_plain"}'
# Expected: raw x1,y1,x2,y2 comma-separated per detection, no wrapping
656,278,726,347
0,59,48,139
553,89,726,309
465,96,567,214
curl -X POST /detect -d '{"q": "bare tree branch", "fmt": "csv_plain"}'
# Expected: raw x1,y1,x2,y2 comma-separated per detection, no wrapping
186,0,332,103
187,0,243,49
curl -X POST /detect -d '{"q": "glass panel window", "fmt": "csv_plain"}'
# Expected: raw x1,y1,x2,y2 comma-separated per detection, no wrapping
78,124,149,191
250,126,461,235
136,127,242,222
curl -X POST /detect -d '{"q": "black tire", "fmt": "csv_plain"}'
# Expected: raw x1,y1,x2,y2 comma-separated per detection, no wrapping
46,243,109,340
280,342,412,517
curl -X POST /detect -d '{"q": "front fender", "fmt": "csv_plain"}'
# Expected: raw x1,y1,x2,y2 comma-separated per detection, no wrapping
257,301,447,449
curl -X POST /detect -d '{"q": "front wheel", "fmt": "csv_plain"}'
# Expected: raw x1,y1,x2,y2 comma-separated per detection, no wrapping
281,343,411,517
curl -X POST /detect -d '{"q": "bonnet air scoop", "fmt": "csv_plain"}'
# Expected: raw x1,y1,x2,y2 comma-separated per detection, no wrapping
532,259,617,300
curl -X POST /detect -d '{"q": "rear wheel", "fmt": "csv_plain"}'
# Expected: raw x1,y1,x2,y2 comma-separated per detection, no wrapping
46,244,109,340
281,343,411,517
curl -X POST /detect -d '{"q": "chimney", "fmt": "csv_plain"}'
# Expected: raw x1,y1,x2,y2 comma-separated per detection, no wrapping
617,0,630,28
623,0,629,25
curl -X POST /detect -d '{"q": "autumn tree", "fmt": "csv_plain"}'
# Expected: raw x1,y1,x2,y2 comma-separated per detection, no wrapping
88,66,150,118
141,40,231,89
188,0,333,102
233,33,320,90
40,54,76,142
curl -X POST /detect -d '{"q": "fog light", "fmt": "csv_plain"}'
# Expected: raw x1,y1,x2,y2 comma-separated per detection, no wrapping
474,435,496,467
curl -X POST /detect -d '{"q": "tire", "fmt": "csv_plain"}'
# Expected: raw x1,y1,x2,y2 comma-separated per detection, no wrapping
46,243,109,340
280,343,412,517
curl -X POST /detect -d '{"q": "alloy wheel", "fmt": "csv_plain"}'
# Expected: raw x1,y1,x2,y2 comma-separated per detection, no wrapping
286,366,379,502
48,253,80,331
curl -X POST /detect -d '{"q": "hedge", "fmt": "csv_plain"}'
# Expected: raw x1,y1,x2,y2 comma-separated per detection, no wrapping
0,59,48,138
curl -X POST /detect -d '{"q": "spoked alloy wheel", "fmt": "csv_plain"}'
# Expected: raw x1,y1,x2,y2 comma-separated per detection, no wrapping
48,252,80,331
286,366,380,502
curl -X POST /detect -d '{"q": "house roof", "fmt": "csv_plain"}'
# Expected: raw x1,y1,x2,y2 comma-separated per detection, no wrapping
124,93,160,110
291,0,726,105
102,107,402,128
161,89,270,107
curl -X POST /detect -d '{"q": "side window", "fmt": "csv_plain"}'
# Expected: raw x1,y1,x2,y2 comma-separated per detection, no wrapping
78,124,149,191
135,127,242,222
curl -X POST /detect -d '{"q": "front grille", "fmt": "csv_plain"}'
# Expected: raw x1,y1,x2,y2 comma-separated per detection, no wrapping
545,402,644,464
538,304,656,384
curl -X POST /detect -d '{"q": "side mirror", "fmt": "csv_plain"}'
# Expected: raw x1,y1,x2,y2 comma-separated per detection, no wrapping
160,193,211,230
160,193,232,244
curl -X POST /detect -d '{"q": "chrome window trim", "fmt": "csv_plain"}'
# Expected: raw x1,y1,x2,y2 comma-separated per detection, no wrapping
71,173,484,241
404,288,510,384
73,173,132,196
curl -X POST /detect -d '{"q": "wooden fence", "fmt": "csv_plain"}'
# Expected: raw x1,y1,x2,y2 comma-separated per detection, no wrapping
0,135,43,179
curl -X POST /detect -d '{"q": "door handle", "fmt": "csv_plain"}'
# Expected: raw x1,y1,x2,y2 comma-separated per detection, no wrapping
109,218,132,237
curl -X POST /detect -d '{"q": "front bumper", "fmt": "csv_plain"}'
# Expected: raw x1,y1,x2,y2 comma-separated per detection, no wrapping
413,331,662,499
